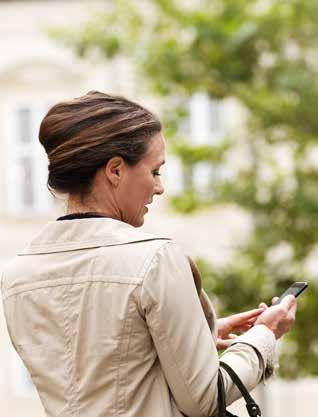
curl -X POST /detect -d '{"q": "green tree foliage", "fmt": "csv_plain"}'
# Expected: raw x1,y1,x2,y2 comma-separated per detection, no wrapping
52,0,318,377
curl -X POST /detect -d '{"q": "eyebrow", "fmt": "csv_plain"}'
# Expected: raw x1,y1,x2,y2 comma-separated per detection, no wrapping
154,160,165,169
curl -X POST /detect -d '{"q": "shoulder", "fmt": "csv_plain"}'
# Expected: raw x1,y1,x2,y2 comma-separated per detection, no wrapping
141,240,193,291
146,239,188,270
138,240,187,278
94,237,177,281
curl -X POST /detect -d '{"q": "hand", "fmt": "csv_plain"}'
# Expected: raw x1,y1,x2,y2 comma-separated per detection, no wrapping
255,295,297,339
217,307,265,349
258,296,279,310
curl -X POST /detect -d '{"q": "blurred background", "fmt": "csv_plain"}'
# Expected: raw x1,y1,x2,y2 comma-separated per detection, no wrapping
1,1,318,416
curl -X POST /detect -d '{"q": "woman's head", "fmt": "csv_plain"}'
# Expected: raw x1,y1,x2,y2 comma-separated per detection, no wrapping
39,91,166,227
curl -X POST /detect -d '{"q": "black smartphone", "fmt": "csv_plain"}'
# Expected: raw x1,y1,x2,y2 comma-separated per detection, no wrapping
272,282,308,305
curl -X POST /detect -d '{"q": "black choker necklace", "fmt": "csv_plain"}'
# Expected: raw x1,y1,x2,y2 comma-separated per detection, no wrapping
57,212,109,221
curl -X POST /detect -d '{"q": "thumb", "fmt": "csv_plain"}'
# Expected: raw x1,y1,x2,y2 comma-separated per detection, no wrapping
280,294,296,311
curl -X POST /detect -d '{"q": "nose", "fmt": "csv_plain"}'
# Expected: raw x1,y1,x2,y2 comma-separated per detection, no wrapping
155,177,164,195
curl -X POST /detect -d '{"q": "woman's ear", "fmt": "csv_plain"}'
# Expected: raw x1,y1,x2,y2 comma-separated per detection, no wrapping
104,156,125,187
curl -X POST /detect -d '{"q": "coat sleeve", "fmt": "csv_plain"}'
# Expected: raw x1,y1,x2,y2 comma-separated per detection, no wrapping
140,241,276,417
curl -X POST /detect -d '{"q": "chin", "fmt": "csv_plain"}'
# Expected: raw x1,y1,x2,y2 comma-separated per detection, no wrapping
132,217,144,228
125,212,145,228
135,220,144,228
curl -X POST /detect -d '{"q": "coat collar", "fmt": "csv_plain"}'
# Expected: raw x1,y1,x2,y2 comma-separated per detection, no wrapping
19,217,171,255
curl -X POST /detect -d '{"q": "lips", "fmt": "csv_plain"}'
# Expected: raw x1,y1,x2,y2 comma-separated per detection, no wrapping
144,200,152,212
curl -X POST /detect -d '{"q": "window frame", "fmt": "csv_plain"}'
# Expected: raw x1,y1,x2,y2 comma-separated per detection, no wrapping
4,99,54,216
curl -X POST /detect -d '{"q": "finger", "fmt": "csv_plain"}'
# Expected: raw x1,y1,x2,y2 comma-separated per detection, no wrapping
217,339,230,349
217,338,236,350
286,301,297,329
247,317,259,324
280,294,296,312
259,302,268,309
238,318,257,330
229,308,265,324
287,297,297,318
226,311,265,332
272,297,279,305
245,307,266,317
233,318,256,331
239,325,253,332
241,322,256,331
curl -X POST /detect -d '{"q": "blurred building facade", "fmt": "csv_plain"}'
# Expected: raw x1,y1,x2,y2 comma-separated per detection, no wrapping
0,1,317,417
0,2,93,415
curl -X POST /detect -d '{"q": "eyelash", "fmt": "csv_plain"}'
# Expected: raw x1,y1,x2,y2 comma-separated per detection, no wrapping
153,172,161,176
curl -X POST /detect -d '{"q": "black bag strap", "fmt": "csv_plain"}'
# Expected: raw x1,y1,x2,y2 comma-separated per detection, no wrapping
217,369,239,417
219,361,262,417
217,368,227,417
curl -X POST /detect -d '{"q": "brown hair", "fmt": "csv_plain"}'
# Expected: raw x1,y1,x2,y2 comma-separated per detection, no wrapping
187,256,214,331
39,91,162,195
187,256,202,296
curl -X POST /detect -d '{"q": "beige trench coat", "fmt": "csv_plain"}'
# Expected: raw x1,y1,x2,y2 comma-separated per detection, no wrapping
1,218,276,417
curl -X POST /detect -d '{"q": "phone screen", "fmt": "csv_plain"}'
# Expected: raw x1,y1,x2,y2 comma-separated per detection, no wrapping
273,282,308,305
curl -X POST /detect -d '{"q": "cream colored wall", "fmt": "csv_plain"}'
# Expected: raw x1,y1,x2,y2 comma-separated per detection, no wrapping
0,2,126,416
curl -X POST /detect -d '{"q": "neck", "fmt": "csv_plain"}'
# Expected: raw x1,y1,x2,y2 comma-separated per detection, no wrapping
66,195,122,221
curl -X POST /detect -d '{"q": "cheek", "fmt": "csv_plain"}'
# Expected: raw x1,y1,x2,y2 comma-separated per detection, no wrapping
119,167,155,204
120,177,151,206
143,176,156,197
135,179,153,204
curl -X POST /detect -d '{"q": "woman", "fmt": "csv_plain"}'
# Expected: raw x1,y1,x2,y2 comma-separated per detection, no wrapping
1,91,296,417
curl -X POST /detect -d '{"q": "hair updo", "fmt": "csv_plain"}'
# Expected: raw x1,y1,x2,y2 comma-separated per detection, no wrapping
39,91,162,195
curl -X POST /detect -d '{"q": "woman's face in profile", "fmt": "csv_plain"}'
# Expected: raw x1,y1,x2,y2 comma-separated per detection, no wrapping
118,132,166,227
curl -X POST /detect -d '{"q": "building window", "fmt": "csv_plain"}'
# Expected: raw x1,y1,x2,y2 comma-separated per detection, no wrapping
166,93,228,197
6,103,54,216
164,154,184,196
17,107,32,143
189,92,226,145
178,93,227,194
